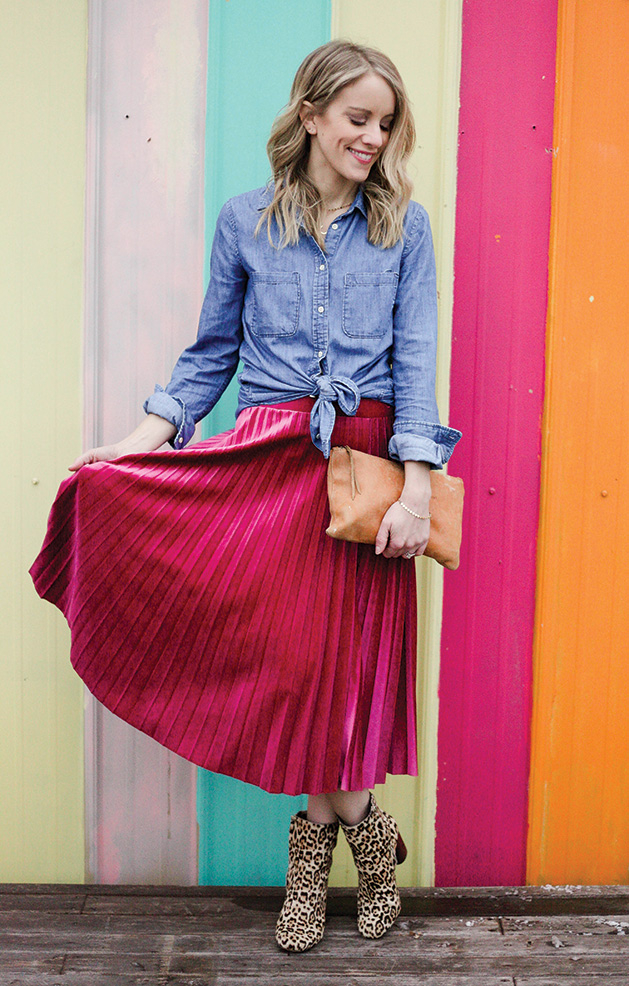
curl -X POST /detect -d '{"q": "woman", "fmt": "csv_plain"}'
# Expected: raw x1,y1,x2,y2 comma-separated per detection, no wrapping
30,40,460,951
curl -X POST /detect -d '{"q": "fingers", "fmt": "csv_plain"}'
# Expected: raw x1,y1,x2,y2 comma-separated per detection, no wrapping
374,518,391,556
375,503,430,559
68,451,94,472
378,533,428,559
384,541,426,560
68,445,118,471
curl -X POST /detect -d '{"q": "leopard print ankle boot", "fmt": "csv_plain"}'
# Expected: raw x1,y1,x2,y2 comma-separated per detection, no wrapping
340,792,407,939
275,811,339,952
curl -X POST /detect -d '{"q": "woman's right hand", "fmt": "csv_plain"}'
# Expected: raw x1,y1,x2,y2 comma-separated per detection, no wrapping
68,414,178,472
69,445,123,472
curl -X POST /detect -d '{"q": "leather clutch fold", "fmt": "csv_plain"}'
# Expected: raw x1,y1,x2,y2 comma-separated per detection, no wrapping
325,445,464,570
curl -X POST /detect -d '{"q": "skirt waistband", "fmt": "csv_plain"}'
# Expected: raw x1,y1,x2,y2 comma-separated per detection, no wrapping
267,397,393,418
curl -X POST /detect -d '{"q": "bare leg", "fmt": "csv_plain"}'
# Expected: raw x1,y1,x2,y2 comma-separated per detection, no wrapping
328,789,370,826
307,789,370,826
306,792,338,824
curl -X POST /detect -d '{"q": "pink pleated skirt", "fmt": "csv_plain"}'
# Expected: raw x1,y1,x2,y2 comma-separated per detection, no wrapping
30,399,419,795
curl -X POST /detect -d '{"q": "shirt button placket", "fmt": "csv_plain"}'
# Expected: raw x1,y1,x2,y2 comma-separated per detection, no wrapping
314,255,328,367
316,304,326,364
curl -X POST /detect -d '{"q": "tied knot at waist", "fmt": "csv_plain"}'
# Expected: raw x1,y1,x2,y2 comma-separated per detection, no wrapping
309,374,360,457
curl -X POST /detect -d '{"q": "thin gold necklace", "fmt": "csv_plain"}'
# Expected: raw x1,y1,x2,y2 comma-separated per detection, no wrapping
320,201,353,235
323,201,353,212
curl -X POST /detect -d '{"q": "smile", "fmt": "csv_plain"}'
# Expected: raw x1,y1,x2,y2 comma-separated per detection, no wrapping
348,148,375,164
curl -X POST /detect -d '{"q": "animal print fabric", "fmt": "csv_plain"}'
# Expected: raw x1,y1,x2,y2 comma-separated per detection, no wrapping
275,811,339,952
340,792,404,939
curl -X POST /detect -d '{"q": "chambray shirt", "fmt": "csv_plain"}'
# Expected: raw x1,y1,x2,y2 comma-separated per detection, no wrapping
144,184,461,465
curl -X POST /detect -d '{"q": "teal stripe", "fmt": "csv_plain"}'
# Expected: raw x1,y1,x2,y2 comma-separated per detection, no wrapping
198,778,310,886
198,0,331,887
202,0,331,439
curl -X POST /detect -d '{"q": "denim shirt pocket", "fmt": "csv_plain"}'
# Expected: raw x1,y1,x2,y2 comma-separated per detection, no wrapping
246,270,300,338
342,271,399,338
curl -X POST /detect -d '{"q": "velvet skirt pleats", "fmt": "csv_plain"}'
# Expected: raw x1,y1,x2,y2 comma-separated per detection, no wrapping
30,401,418,795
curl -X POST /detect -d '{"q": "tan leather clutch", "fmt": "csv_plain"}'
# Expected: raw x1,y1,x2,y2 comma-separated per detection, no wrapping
325,445,464,570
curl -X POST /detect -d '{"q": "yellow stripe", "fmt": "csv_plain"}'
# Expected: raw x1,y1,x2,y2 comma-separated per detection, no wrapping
330,0,462,888
0,1,87,881
528,0,629,884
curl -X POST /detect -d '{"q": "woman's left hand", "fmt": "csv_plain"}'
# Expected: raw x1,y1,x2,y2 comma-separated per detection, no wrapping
374,460,432,559
374,502,430,559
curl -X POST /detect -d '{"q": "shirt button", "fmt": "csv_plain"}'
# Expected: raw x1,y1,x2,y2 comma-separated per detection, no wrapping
331,223,338,229
319,264,325,270
318,351,324,358
318,306,324,313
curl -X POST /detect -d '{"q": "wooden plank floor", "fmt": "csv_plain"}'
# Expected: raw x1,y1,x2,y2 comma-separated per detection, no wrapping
0,884,628,985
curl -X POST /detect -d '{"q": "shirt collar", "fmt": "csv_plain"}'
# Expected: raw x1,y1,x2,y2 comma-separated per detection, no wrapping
351,185,367,218
257,182,367,220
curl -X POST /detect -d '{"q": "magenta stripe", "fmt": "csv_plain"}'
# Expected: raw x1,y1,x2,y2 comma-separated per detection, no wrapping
436,0,557,884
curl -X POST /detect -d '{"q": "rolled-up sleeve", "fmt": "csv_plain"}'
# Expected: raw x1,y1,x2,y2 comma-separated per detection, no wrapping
143,200,247,448
388,206,462,467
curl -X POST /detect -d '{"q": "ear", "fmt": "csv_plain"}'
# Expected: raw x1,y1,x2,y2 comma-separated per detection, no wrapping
299,100,317,135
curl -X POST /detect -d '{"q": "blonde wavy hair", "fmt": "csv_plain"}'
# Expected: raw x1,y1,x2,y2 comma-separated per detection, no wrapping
256,40,416,251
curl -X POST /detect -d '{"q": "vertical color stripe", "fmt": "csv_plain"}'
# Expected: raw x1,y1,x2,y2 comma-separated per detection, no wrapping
330,0,463,889
437,0,557,885
83,0,208,884
202,0,332,440
197,0,330,886
527,0,629,884
0,0,87,881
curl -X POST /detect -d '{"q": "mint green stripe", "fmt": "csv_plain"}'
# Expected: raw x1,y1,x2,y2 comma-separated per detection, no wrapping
198,0,330,887
202,0,331,439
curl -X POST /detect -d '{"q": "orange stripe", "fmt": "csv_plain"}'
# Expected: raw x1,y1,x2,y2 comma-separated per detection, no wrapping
528,0,629,883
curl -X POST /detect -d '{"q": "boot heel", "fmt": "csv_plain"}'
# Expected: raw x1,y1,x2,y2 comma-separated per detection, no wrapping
395,830,407,865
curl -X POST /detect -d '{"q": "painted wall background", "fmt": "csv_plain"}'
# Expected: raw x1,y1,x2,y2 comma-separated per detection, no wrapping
528,0,629,885
328,0,463,890
3,0,629,889
82,0,208,886
0,0,87,882
197,0,330,887
437,0,557,886
196,0,463,888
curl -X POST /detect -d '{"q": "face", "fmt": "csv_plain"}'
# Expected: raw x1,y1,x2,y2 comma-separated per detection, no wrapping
302,72,396,186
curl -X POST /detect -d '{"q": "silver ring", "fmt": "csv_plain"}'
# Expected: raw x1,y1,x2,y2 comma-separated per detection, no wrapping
404,552,415,559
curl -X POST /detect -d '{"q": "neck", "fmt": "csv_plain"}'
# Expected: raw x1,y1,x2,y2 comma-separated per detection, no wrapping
306,152,358,208
317,181,358,209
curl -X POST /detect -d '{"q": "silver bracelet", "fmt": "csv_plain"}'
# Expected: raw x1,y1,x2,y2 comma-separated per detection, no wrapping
398,499,431,520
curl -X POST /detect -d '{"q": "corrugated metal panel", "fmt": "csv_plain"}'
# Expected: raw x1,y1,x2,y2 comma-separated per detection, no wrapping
201,0,331,441
196,0,330,887
196,0,463,889
437,0,557,885
0,0,87,881
528,0,629,884
329,0,463,889
83,0,209,884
